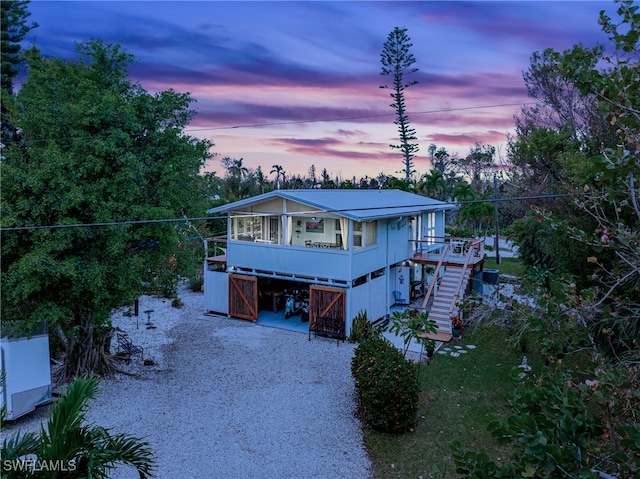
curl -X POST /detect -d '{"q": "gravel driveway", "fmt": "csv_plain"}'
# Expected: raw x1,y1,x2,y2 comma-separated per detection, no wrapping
3,290,373,479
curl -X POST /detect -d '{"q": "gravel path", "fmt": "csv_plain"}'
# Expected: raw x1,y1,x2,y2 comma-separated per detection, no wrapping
3,287,373,479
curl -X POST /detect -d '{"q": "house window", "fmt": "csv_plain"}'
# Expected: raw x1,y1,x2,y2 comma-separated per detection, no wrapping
353,221,362,248
268,217,280,243
231,215,263,241
425,212,436,244
352,275,367,287
365,221,377,246
371,268,385,279
353,221,377,249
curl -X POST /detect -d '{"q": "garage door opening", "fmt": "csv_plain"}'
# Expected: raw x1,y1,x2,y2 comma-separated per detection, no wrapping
255,277,311,334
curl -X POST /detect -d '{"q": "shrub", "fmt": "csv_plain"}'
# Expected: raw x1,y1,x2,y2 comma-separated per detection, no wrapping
188,275,204,292
352,336,419,433
348,310,373,343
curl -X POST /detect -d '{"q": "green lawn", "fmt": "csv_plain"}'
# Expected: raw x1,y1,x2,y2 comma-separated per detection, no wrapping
364,322,544,478
484,256,525,278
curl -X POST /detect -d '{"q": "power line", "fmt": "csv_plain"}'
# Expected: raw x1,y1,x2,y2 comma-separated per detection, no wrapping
1,102,534,147
0,216,221,232
184,102,535,132
0,192,573,232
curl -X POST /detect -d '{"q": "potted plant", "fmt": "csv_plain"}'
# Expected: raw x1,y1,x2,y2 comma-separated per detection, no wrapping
424,338,436,358
451,314,463,338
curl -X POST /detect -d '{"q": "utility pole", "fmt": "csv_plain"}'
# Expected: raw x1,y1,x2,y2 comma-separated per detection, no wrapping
493,172,500,264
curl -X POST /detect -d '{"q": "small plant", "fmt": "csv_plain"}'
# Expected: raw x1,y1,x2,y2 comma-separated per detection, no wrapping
451,314,463,330
387,309,437,357
352,336,419,433
188,275,204,292
348,310,374,343
423,338,436,357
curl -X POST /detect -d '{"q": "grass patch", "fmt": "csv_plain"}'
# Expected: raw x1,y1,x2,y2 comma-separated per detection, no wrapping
364,322,545,478
484,256,525,278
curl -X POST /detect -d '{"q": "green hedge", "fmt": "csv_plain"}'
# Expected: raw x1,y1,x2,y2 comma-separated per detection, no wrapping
351,336,419,433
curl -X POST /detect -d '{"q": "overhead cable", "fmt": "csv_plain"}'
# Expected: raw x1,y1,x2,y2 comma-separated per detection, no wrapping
0,192,574,232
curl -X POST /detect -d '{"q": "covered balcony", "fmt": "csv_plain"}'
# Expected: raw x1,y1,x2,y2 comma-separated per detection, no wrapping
410,236,486,268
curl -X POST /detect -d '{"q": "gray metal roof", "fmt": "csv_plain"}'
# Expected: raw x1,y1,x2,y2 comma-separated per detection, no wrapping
207,189,454,221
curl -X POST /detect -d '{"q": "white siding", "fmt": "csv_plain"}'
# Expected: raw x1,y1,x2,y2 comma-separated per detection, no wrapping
204,270,228,314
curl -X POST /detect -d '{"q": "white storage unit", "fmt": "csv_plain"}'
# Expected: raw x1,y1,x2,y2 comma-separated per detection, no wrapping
1,323,52,421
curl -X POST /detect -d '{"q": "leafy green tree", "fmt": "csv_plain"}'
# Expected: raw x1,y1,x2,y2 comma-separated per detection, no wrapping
508,127,580,192
0,41,213,381
380,26,420,182
320,167,336,188
253,165,269,194
453,3,640,476
1,377,155,478
307,164,317,187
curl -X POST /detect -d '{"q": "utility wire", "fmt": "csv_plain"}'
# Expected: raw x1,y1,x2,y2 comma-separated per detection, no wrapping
184,103,535,132
0,102,534,147
0,192,574,232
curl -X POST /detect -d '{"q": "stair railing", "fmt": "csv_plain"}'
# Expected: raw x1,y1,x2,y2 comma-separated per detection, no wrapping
448,246,474,315
421,243,449,310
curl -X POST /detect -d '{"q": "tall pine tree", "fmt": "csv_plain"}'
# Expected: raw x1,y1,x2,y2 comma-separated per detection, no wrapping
380,27,420,182
1,0,38,145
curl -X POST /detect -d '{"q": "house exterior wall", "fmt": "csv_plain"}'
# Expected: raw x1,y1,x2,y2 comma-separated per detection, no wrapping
351,222,386,278
228,242,351,280
386,217,412,264
204,270,228,314
348,273,387,324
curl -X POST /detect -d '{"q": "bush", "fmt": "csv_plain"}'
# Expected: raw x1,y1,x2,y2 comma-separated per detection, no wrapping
189,275,204,292
348,310,373,343
352,336,419,433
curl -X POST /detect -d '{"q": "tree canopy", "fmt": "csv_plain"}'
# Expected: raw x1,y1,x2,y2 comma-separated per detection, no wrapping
0,40,213,380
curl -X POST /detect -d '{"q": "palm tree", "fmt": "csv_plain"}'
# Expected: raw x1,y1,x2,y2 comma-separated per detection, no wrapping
228,157,248,180
419,169,448,200
270,164,285,189
1,377,156,478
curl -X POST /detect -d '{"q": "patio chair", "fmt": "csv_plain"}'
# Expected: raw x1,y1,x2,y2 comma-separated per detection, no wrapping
393,290,409,305
115,333,144,363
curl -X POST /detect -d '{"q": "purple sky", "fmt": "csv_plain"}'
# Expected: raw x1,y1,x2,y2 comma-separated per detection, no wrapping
26,1,611,179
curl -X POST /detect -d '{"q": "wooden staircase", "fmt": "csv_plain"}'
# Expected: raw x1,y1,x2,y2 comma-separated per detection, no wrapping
428,265,471,333
417,246,474,343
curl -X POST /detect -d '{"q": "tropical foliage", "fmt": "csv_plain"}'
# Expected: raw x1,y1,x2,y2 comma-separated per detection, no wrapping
0,40,213,381
352,335,420,433
1,377,155,478
453,2,640,477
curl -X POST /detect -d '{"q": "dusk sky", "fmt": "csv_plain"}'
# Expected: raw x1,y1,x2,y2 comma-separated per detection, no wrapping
25,1,611,180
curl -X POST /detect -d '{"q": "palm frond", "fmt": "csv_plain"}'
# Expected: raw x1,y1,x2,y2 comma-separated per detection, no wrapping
95,434,155,479
1,430,39,459
42,376,99,448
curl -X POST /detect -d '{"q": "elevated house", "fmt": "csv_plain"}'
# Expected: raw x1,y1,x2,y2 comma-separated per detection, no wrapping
204,189,485,340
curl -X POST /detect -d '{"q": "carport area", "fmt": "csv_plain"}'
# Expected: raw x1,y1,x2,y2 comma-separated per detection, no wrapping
255,277,310,334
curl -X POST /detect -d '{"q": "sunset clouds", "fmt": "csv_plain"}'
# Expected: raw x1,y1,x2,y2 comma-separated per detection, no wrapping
26,0,610,179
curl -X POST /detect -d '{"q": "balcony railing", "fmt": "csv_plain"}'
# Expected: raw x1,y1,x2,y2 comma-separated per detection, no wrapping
410,236,485,264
